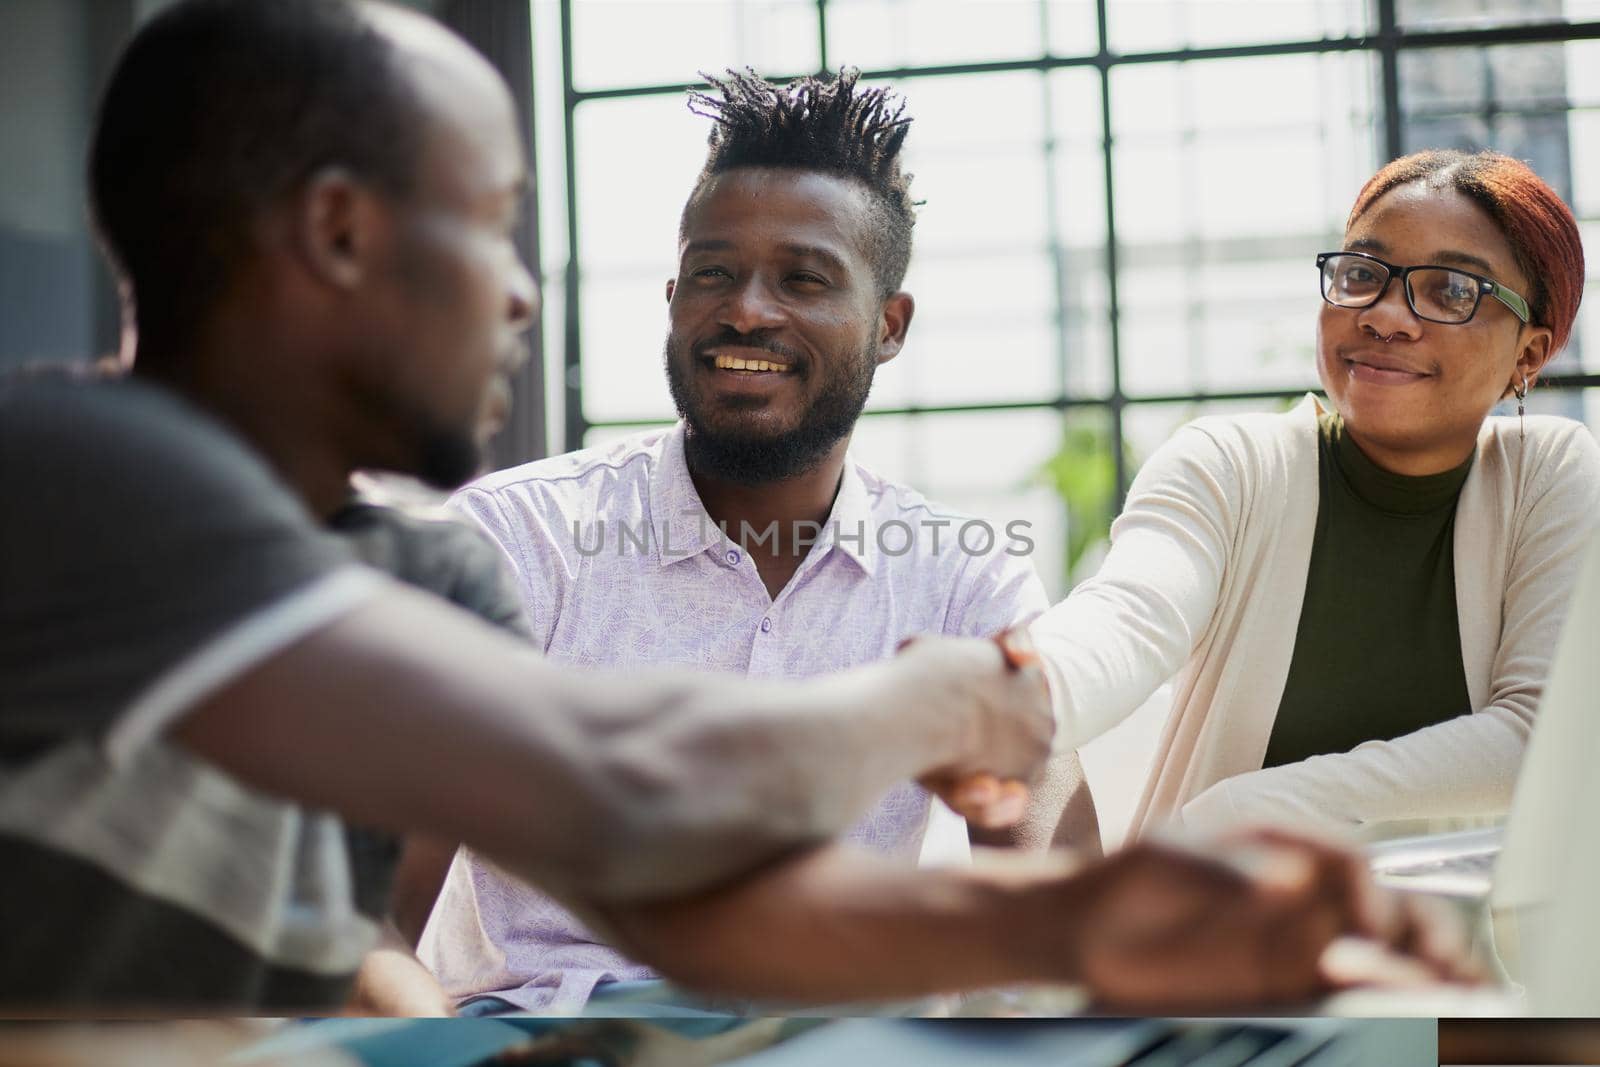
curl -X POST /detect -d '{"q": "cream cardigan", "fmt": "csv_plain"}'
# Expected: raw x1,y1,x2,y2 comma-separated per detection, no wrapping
1030,395,1600,838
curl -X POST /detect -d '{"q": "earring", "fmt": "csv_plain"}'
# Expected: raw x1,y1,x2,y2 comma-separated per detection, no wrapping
1514,373,1530,441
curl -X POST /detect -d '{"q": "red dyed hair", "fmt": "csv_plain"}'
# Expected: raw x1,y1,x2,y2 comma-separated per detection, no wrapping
1347,150,1585,355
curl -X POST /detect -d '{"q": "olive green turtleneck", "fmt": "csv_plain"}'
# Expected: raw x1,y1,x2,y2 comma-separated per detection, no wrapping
1263,409,1475,769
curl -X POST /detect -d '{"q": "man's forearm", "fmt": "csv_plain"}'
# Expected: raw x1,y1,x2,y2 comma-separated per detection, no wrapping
639,652,985,841
595,833,1475,1012
174,586,1040,907
592,845,1091,1003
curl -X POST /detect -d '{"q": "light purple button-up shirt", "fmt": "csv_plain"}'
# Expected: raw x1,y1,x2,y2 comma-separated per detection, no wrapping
420,423,1047,1012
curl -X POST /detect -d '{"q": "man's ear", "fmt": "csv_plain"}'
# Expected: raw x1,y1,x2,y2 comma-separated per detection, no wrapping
665,278,676,303
874,291,915,365
291,167,387,291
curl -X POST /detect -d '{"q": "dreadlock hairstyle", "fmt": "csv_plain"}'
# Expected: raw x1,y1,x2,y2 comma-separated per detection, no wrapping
1348,149,1584,357
684,68,917,296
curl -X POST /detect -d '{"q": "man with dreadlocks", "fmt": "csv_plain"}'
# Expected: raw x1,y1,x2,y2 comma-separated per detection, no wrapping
410,68,1097,1015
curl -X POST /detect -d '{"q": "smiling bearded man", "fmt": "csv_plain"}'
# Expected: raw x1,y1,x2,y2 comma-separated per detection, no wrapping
406,68,1098,1016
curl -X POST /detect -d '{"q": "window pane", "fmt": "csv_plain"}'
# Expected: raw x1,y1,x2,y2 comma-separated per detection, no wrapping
889,72,1048,252
1106,0,1367,55
1564,219,1600,374
871,248,1059,410
860,72,1071,407
849,409,1070,596
1572,111,1600,221
1119,256,1324,396
570,0,819,93
574,95,705,274
1112,53,1379,395
1049,68,1113,396
1523,383,1593,425
1401,42,1582,131
572,95,705,422
1122,397,1302,478
826,0,1052,70
1582,387,1600,436
1398,42,1595,200
1047,0,1101,57
1396,0,1600,31
579,272,676,422
1400,41,1598,378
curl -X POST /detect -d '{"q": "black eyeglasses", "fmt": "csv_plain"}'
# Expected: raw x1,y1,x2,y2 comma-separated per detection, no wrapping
1317,250,1531,325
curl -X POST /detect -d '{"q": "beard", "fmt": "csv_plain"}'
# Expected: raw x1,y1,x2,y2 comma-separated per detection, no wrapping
665,329,877,486
411,417,483,489
354,370,485,491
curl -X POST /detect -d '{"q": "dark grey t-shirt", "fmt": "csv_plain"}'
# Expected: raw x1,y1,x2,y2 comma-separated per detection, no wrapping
330,498,532,642
0,376,385,1011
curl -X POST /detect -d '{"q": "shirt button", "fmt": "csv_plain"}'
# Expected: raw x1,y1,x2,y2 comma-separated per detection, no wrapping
760,617,772,633
725,549,741,565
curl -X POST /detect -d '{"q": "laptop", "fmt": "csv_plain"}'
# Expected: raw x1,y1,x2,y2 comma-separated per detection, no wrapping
1367,825,1501,900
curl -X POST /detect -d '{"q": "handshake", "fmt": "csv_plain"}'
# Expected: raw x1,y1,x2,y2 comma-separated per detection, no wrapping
897,628,1054,830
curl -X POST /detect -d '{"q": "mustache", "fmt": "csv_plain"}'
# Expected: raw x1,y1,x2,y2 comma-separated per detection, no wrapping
691,328,806,368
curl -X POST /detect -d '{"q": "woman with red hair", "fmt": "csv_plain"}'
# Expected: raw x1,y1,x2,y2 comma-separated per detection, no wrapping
1031,149,1600,838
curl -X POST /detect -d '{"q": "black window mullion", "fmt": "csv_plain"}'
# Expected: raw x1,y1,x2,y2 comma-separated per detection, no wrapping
1095,0,1128,508
560,0,586,453
1378,0,1403,161
816,0,829,74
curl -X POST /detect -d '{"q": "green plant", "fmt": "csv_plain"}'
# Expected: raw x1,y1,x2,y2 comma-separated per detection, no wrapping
1032,419,1133,586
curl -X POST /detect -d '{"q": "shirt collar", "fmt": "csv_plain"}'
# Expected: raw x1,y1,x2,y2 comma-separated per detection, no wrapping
646,422,878,576
649,423,724,566
820,457,877,576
